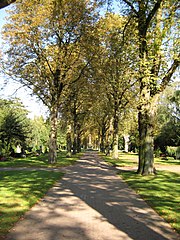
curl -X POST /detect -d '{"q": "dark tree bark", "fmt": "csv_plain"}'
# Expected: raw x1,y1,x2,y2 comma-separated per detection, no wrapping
0,0,16,9
76,123,82,153
66,124,72,157
112,109,119,159
137,104,155,175
72,129,77,154
100,123,106,153
48,105,58,164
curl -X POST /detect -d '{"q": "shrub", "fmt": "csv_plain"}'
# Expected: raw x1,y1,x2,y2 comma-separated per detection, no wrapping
167,146,180,160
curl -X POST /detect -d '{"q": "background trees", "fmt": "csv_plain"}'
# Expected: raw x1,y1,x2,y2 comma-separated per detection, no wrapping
0,98,30,156
61,77,93,155
90,13,138,158
0,98,66,158
28,116,49,153
155,84,180,154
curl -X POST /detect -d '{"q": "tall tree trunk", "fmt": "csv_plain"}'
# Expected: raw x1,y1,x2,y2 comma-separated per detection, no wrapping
76,124,81,153
77,134,81,153
83,137,88,150
112,114,119,159
123,134,130,152
72,134,77,154
137,90,155,175
100,124,106,153
48,105,58,164
66,124,72,157
137,113,155,174
72,118,77,154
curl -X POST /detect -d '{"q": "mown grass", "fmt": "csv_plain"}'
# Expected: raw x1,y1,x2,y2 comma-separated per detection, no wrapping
103,152,138,167
119,170,180,233
0,170,64,238
103,152,180,234
155,156,180,165
0,151,82,168
103,152,180,168
0,151,83,238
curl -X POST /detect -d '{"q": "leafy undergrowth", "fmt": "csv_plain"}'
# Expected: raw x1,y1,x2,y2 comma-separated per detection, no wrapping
0,170,64,238
0,151,83,168
118,170,180,233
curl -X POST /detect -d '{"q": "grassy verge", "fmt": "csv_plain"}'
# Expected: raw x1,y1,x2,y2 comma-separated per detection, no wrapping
155,156,180,165
0,151,82,168
0,151,83,238
119,170,180,233
0,170,64,238
102,152,179,168
103,153,180,234
103,153,138,167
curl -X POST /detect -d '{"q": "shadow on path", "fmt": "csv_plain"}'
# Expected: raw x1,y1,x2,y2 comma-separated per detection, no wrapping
6,151,179,240
60,152,178,240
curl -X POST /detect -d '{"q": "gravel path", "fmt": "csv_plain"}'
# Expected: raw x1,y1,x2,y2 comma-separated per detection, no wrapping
5,152,179,240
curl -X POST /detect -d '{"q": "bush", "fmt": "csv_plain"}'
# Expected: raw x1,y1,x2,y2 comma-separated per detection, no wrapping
154,148,162,157
167,146,180,160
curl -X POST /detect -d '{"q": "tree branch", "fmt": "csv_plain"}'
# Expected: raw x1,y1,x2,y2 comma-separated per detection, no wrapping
70,55,95,86
0,0,16,9
122,15,133,43
159,54,180,92
146,0,162,27
122,0,138,16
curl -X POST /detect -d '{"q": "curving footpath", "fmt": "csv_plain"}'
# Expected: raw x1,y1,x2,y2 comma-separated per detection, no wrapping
6,151,179,240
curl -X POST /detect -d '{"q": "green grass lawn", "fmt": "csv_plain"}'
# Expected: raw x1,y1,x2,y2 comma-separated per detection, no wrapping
0,170,64,238
0,151,83,238
103,152,180,234
0,151,82,168
103,152,180,168
155,156,180,165
103,152,138,167
119,170,180,234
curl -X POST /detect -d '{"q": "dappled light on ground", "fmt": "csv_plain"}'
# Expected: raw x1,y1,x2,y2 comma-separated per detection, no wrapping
6,152,178,240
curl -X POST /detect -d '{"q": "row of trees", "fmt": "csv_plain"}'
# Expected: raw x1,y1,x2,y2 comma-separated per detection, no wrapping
0,0,179,174
0,87,179,159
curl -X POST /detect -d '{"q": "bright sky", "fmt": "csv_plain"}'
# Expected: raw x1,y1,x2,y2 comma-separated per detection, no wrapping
0,6,48,119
